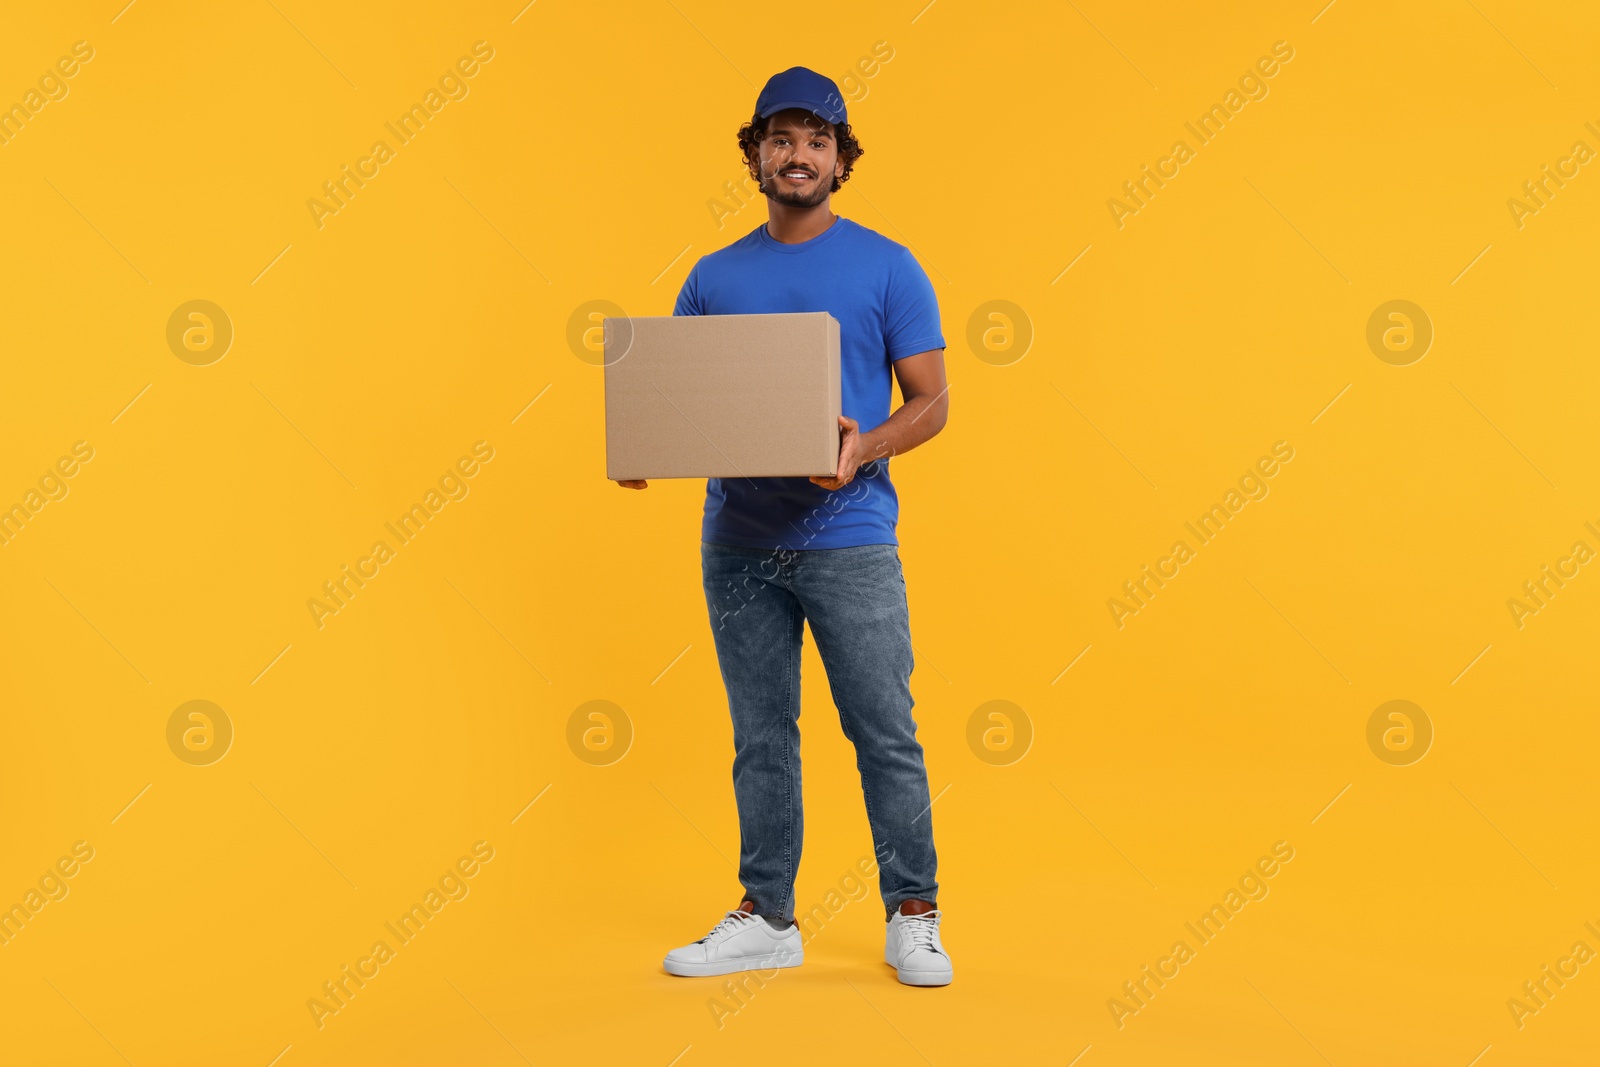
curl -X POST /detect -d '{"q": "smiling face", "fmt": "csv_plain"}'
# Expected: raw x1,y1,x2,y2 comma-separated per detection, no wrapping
749,108,843,209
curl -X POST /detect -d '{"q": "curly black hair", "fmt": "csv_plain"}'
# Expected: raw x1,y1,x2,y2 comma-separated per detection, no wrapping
737,111,865,194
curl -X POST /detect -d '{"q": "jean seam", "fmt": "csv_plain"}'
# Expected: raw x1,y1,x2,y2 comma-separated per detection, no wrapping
845,684,896,921
780,587,798,921
859,765,888,918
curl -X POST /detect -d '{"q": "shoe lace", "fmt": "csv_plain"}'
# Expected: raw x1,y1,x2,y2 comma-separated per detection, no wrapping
900,910,944,954
698,909,760,944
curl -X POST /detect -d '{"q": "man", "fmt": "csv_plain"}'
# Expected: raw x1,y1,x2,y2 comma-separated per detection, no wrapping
618,66,952,987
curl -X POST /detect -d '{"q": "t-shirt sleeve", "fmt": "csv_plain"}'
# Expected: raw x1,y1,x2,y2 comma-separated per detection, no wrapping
884,248,945,361
672,259,704,316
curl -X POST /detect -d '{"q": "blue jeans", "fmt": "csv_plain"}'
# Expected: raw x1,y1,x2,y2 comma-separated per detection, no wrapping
701,540,940,923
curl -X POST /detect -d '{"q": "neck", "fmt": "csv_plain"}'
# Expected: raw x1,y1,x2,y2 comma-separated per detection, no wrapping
765,196,836,244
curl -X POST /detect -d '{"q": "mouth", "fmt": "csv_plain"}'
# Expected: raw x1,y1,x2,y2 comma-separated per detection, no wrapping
779,169,815,185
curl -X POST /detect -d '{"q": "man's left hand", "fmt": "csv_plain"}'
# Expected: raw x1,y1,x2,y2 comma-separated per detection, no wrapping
811,415,880,490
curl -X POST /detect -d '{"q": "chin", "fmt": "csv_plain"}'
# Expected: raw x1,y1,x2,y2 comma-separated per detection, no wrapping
766,186,829,208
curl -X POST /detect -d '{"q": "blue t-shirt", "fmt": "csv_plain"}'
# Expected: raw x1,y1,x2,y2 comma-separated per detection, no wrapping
672,215,945,550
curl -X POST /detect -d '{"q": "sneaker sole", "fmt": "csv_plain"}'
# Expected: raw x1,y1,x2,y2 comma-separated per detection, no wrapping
886,959,953,986
664,949,803,978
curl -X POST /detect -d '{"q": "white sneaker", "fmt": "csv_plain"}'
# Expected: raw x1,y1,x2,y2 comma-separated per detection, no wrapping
663,907,804,977
885,908,952,986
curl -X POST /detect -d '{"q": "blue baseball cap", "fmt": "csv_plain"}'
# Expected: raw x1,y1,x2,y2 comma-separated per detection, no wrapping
755,66,847,127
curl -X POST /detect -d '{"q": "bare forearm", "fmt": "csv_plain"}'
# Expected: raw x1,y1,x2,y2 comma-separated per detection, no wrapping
860,390,949,462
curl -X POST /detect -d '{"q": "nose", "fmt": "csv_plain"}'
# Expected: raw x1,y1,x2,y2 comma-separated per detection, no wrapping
774,143,824,173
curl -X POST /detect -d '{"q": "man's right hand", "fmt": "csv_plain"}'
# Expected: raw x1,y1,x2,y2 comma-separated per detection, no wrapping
616,479,648,489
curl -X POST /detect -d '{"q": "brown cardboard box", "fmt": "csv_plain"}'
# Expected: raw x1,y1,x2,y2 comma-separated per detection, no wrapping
602,312,841,480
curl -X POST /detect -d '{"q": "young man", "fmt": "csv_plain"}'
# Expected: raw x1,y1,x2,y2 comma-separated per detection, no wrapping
618,66,952,986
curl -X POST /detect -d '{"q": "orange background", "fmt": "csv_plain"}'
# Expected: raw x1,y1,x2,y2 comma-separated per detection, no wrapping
1,1,1597,1064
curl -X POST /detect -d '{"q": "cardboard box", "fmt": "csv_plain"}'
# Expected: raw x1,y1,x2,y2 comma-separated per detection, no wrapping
603,312,841,480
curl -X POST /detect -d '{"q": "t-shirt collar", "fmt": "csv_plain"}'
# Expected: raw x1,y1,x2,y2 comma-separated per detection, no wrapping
757,214,846,254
